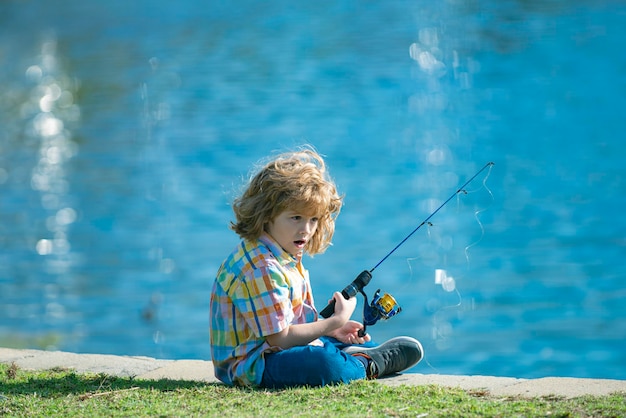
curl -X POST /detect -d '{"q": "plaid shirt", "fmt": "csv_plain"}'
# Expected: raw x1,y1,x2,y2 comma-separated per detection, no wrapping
209,233,318,386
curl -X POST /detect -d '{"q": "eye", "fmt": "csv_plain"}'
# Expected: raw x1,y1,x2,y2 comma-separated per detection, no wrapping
291,215,302,221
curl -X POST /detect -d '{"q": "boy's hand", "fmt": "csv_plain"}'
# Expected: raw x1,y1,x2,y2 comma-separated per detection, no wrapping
330,320,371,345
331,291,357,323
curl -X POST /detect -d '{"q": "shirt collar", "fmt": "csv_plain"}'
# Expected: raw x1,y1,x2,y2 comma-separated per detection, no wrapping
259,233,299,266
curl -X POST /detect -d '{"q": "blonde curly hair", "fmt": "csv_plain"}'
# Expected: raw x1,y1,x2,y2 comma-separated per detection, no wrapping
231,148,343,256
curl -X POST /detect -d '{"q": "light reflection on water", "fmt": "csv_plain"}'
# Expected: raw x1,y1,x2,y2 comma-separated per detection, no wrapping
1,0,625,379
2,34,82,334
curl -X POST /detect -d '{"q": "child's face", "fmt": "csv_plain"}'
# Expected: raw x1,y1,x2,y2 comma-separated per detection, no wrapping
266,210,319,260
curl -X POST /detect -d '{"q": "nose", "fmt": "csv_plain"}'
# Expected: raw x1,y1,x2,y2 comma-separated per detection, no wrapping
302,220,314,235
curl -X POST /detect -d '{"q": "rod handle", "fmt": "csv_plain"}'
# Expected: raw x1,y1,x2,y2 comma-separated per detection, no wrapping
319,270,372,318
319,300,336,318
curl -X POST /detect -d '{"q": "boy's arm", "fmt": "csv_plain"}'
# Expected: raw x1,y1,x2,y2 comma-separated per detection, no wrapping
266,291,355,349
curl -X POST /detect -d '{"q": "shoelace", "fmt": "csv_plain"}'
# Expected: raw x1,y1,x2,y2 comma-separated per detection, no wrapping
376,345,409,377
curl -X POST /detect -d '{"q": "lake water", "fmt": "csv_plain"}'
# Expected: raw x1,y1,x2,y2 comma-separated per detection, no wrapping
1,0,625,380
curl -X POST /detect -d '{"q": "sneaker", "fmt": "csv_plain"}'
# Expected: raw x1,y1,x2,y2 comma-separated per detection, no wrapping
343,336,423,379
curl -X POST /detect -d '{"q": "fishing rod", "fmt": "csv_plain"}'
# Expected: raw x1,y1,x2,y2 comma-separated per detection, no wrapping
319,161,494,335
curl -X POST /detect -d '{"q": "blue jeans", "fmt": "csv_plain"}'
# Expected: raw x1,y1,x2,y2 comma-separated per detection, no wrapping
260,337,376,389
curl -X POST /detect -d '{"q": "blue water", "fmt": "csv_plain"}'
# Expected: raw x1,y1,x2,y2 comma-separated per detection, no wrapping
1,0,625,380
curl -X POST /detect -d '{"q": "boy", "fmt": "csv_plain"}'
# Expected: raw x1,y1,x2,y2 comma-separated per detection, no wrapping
209,148,423,388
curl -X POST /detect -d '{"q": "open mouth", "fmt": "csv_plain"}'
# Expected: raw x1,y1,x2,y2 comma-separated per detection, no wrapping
294,239,306,247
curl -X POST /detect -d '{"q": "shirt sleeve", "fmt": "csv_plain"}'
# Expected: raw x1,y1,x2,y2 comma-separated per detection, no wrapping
229,259,295,338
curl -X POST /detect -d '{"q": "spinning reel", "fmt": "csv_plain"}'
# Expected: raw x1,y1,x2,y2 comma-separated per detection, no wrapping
319,270,402,337
359,288,402,337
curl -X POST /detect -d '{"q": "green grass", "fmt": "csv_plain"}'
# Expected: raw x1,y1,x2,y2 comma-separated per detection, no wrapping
1,363,624,417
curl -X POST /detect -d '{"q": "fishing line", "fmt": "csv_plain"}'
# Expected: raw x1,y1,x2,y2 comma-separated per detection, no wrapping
463,163,494,264
402,162,494,286
320,162,495,338
399,163,494,373
370,162,494,273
